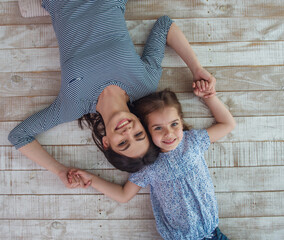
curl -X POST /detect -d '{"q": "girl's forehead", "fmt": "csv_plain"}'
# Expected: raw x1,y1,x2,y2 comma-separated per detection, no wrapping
147,106,180,121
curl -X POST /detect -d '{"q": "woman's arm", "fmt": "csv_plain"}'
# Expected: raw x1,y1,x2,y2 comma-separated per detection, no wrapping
166,23,216,92
19,140,80,188
70,169,141,203
203,96,236,143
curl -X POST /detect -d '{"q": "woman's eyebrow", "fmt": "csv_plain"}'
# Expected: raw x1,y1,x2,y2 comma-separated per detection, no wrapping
136,135,146,141
120,144,130,152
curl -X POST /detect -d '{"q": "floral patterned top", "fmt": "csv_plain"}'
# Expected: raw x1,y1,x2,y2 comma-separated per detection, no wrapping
129,129,219,240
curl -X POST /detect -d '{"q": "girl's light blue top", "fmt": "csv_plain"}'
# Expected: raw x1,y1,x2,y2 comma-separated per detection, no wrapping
8,0,173,149
129,129,219,240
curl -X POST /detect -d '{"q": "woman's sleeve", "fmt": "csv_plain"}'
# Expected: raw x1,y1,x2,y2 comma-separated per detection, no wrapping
8,95,67,149
141,15,174,73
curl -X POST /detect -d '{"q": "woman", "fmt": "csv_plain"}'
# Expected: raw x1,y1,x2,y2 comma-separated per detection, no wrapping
8,0,215,188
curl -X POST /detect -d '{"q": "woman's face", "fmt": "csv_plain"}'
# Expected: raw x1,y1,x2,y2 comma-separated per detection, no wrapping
147,107,183,152
102,111,150,158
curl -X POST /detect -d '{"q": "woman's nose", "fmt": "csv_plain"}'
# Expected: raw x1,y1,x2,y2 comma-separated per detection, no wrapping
122,125,132,134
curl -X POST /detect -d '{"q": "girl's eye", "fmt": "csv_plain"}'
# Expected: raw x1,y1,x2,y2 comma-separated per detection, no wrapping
134,131,143,137
154,126,162,131
171,122,178,127
118,140,127,146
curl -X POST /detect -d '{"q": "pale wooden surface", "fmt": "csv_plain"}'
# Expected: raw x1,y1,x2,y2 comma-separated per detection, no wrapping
1,0,284,239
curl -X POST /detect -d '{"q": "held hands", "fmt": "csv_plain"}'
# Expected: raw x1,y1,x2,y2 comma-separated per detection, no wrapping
192,67,216,98
193,80,216,98
67,169,93,189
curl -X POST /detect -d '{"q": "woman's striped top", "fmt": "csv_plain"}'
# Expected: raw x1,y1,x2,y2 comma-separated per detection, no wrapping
8,0,173,149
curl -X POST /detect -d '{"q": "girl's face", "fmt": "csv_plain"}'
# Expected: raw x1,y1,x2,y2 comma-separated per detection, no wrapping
147,107,183,152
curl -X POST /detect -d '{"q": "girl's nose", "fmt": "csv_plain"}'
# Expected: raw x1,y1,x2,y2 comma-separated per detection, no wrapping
164,128,172,137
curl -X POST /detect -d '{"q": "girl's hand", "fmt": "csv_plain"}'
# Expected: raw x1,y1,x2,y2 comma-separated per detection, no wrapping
68,169,93,189
193,67,216,94
193,80,216,99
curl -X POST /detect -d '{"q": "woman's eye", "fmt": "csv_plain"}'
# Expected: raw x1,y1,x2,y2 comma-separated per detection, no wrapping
154,126,162,131
118,140,127,146
135,131,143,137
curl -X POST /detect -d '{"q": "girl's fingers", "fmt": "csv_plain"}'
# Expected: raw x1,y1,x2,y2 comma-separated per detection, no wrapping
196,81,202,91
205,81,209,90
201,80,206,91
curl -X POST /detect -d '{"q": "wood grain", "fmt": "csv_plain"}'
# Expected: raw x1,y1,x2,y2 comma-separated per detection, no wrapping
1,166,284,194
1,142,283,170
1,192,283,219
1,217,284,240
1,66,283,97
1,42,284,72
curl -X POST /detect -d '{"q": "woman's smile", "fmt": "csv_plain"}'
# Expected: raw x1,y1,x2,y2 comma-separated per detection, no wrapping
115,119,131,130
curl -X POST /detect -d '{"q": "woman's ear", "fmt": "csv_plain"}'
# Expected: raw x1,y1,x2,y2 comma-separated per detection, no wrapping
102,136,110,150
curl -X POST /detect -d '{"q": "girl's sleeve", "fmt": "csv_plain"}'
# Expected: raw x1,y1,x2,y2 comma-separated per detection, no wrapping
141,15,173,76
128,167,150,188
189,129,211,153
8,95,68,149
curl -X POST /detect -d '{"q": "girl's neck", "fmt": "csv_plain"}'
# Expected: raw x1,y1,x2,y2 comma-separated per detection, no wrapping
96,85,130,121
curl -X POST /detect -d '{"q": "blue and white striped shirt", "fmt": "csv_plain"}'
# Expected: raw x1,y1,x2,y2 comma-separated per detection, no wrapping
8,0,173,149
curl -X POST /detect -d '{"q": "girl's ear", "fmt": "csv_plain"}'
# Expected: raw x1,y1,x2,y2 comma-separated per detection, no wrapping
102,136,110,150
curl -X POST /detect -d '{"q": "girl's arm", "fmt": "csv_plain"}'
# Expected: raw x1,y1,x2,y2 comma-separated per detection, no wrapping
166,23,216,92
203,96,236,143
71,170,141,203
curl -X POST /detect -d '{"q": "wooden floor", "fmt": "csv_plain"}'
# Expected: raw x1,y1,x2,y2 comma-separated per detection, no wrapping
1,0,284,239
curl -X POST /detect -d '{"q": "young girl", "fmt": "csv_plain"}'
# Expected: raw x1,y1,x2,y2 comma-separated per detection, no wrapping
69,83,236,239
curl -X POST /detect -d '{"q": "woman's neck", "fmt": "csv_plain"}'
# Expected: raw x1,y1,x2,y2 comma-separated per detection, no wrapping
96,85,130,122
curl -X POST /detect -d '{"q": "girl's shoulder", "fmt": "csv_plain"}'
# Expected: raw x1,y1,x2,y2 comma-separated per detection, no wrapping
183,129,210,153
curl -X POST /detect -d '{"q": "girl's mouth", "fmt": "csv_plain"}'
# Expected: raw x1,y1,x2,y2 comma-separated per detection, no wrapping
115,119,131,130
162,138,176,145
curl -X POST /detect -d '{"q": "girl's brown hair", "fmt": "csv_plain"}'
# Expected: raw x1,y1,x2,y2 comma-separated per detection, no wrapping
133,88,190,131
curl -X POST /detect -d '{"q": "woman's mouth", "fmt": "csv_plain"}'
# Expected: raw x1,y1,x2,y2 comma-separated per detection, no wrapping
115,119,131,130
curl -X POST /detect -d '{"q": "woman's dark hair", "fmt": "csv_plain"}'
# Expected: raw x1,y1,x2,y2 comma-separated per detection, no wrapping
132,88,190,131
78,112,159,173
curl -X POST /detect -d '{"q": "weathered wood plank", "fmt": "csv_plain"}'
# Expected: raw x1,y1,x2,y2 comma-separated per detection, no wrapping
1,41,284,72
1,217,284,240
1,116,284,145
1,142,283,170
1,66,283,97
2,18,284,49
0,72,61,97
0,220,162,240
2,166,284,194
125,0,284,19
2,91,283,121
0,2,51,25
219,217,284,240
2,0,284,25
1,192,283,219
